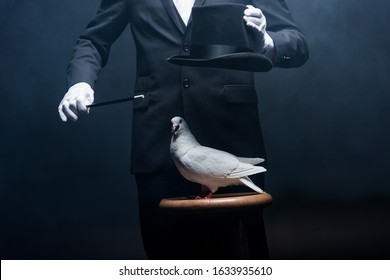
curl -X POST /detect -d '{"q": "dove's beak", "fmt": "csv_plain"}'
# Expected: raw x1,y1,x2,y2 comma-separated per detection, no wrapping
172,124,179,134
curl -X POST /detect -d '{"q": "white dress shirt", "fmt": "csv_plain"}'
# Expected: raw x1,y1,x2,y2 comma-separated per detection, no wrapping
173,0,195,26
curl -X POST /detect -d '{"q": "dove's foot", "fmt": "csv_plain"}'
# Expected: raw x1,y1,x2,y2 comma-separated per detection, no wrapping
195,192,214,199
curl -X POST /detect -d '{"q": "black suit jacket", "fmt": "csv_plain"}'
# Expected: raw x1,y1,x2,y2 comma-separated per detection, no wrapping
67,0,309,173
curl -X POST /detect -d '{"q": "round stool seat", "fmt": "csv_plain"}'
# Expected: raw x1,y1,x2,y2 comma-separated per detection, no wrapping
160,192,272,213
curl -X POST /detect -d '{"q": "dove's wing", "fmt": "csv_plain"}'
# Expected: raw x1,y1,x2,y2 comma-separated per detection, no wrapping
226,162,266,178
236,157,265,165
179,146,240,178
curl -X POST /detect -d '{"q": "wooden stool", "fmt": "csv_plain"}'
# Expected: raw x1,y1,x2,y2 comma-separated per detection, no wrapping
159,192,272,259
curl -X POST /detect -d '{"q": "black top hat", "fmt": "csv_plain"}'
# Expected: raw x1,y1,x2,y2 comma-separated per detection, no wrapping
167,3,272,72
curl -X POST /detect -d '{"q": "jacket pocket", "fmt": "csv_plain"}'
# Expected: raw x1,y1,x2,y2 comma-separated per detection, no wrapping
132,92,150,109
223,85,258,104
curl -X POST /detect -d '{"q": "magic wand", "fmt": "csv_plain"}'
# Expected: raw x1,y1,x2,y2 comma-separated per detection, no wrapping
86,94,145,108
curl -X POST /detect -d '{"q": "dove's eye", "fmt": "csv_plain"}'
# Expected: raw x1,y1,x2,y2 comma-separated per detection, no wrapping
179,119,182,124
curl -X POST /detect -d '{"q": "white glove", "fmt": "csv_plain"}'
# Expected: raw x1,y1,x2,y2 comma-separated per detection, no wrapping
243,5,275,56
58,82,94,122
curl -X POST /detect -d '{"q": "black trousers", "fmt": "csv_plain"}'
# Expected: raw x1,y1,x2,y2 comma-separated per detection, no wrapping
135,167,268,259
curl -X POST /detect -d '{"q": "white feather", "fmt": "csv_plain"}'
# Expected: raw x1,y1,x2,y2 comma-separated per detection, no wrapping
236,157,265,165
239,177,264,193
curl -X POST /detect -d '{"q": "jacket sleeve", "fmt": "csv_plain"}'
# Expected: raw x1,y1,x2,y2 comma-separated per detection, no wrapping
253,0,309,68
66,0,130,88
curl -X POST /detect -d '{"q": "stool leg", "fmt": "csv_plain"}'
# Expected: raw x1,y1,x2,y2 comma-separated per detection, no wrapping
166,212,245,259
241,208,269,259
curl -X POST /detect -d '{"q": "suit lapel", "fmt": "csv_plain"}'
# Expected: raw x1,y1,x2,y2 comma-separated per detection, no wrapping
161,0,206,34
161,0,186,34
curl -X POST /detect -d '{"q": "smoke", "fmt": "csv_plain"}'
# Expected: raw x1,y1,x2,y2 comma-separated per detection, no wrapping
256,0,390,198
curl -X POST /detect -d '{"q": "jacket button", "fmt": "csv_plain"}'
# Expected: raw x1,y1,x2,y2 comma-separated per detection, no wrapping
183,78,190,88
183,42,190,52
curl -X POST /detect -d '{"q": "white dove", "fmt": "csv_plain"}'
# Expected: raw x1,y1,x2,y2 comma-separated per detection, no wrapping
170,116,266,198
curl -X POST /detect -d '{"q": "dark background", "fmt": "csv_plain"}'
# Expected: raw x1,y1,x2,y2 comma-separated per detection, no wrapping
1,0,389,259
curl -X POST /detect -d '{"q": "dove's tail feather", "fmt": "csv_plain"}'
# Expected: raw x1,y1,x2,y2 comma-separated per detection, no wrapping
239,177,264,193
237,157,265,165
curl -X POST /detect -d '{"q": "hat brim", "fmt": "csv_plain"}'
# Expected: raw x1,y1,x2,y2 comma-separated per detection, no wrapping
167,52,272,72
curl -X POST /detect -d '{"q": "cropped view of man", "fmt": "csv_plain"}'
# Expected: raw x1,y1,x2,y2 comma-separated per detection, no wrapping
58,0,308,259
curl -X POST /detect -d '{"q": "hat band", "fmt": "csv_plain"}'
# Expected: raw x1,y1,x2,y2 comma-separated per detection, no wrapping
189,44,253,59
